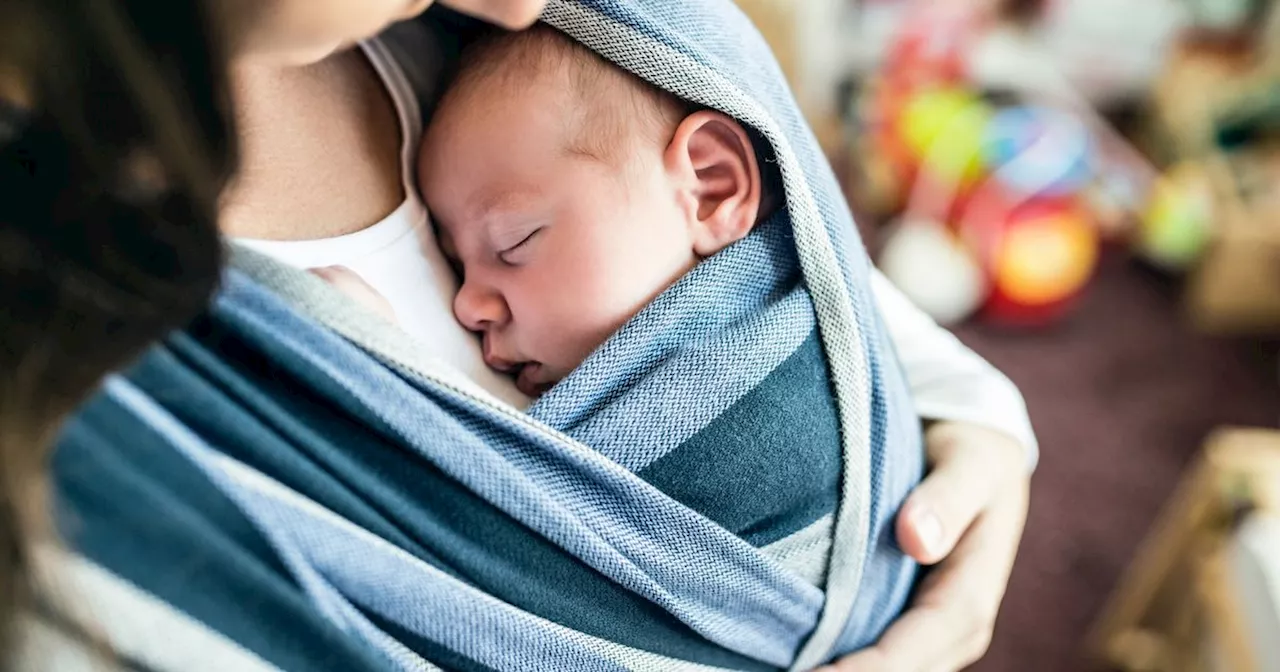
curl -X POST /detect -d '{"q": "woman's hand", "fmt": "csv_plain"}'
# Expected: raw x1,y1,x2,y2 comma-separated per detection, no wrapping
310,265,399,324
818,421,1031,672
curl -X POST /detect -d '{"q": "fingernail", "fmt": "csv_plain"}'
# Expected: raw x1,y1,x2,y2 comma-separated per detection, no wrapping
913,507,943,557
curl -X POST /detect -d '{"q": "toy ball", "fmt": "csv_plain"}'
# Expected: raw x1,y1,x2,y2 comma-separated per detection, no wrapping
878,218,987,325
960,194,1099,326
983,106,1094,198
898,88,992,186
1139,162,1213,270
994,206,1096,304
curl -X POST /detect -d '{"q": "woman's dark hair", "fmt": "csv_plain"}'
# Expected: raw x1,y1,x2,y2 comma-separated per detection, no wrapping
0,0,236,655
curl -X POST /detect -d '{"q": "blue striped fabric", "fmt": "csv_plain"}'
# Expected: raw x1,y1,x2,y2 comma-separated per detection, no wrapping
53,1,925,669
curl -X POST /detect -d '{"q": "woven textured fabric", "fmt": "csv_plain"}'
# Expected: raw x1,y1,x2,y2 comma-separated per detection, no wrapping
53,1,924,670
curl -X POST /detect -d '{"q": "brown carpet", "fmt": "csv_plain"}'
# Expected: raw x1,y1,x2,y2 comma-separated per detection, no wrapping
949,252,1280,671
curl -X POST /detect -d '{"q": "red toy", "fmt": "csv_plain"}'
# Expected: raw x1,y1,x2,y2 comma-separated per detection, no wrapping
958,188,1099,325
881,1,980,88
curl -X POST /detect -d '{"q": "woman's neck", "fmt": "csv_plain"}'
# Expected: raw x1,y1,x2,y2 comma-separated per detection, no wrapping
219,51,404,242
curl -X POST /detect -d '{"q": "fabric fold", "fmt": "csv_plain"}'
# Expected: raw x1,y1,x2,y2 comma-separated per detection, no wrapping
54,1,926,669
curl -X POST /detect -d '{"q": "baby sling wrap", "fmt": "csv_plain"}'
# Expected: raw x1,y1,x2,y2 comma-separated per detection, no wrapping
53,1,924,669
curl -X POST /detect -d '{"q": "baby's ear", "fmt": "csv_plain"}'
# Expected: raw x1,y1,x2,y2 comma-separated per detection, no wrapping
666,110,761,257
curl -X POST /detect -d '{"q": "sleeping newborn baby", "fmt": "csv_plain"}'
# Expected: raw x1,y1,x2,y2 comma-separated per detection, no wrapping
323,23,921,655
420,25,772,398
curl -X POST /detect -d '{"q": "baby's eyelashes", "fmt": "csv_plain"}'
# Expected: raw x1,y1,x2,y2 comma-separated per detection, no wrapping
497,227,542,266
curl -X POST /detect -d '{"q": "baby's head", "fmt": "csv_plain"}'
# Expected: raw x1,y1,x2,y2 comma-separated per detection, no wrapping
420,25,765,397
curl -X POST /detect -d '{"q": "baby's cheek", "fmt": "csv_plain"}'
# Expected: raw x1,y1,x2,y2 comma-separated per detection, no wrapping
533,261,636,364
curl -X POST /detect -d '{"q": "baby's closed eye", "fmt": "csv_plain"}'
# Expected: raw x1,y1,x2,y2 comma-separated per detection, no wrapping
497,227,543,266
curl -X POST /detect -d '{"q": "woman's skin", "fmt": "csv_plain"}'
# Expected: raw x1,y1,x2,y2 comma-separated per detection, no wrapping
218,2,1032,670
821,422,1030,672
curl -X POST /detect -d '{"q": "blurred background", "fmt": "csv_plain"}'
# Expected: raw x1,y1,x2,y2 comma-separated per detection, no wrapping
732,0,1280,670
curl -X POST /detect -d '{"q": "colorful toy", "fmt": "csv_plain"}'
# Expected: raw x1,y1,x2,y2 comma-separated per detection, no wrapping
1138,161,1214,269
878,217,988,325
898,87,993,187
983,105,1094,197
860,85,1108,327
851,0,1143,328
959,192,1100,325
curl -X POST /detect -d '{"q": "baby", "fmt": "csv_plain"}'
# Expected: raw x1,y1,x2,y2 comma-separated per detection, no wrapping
297,22,1031,662
311,24,996,654
418,25,776,397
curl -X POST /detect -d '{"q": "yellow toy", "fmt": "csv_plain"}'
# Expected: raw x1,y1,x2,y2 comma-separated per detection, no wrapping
898,87,993,187
1139,162,1214,270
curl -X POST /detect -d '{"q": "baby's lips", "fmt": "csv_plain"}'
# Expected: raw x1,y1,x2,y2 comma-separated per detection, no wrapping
515,362,554,397
481,346,520,374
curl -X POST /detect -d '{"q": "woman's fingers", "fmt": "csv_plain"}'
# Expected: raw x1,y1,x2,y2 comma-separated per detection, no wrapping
819,475,1029,672
310,265,399,324
897,422,1021,564
814,606,954,672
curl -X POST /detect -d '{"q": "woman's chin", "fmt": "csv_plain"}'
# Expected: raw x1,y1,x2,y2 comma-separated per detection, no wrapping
239,40,350,68
291,42,350,65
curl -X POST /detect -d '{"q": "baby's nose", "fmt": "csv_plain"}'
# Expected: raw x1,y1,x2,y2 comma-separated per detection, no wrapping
453,280,510,332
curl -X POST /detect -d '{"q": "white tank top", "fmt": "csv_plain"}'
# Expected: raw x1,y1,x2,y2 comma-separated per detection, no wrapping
235,23,532,410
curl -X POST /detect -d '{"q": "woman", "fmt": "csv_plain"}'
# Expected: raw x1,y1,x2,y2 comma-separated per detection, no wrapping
0,0,235,663
1,0,1030,670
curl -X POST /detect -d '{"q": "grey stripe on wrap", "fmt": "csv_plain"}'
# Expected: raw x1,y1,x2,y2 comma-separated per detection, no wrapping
762,514,834,588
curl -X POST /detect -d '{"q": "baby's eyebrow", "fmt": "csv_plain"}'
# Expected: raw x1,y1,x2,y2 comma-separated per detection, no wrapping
470,188,538,223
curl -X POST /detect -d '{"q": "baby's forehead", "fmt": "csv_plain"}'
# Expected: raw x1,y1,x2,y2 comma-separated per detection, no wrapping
438,25,683,157
444,27,603,106
433,182,544,240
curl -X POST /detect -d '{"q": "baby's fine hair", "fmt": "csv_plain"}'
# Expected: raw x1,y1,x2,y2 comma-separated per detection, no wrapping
442,24,696,163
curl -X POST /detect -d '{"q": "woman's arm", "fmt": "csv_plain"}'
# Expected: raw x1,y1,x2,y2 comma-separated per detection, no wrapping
821,421,1030,672
870,268,1038,468
816,270,1036,671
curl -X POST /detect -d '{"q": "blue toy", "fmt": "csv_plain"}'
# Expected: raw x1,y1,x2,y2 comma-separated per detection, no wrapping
984,105,1094,197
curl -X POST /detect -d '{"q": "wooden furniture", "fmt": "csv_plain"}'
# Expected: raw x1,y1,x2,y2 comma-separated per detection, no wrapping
1183,150,1280,335
1089,428,1280,672
1148,38,1280,335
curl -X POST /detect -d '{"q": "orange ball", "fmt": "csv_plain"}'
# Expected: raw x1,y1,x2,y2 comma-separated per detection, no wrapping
958,192,1100,326
994,210,1097,306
